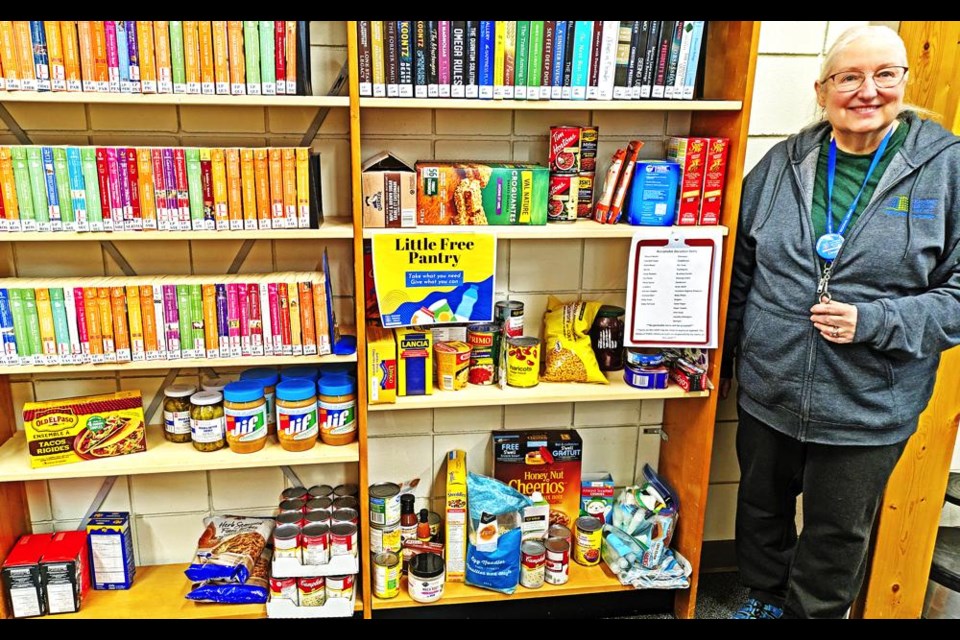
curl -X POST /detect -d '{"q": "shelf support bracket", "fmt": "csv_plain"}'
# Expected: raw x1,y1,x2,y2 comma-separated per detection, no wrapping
227,239,256,274
299,60,349,147
0,103,31,144
144,368,182,426
101,241,138,276
281,466,304,488
76,476,119,530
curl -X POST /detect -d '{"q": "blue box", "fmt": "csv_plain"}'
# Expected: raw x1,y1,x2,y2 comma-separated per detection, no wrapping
85,512,135,590
626,161,681,226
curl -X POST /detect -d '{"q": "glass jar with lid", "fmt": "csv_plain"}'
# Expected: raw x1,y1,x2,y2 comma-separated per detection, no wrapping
276,378,319,452
201,376,230,394
319,374,357,446
190,391,225,452
589,305,625,372
163,384,196,443
240,368,279,436
223,380,268,454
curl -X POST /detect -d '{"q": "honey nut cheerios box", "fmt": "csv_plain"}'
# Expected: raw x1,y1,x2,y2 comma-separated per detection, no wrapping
22,391,146,469
492,430,583,533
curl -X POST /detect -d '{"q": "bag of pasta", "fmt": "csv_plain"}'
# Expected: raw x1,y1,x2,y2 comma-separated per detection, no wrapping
184,515,275,584
540,296,608,384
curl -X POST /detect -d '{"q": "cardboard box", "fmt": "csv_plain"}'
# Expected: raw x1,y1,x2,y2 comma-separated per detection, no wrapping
394,327,433,396
22,391,146,469
362,152,417,228
40,531,89,615
2,534,51,618
667,137,709,226
86,512,136,590
699,138,729,225
416,162,549,225
367,323,397,405
445,449,468,582
580,472,616,524
492,430,583,533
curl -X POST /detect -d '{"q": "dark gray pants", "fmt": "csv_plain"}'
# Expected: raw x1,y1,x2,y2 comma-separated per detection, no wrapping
735,408,908,619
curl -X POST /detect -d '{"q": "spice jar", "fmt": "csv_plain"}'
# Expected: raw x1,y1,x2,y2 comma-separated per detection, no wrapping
276,378,319,452
281,365,319,383
318,374,357,446
590,305,625,371
162,384,196,443
240,367,279,436
223,380,268,454
190,390,225,452
201,376,230,394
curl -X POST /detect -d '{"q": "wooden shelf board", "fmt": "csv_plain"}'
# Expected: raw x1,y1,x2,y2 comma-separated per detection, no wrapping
360,97,743,111
0,425,359,483
369,371,708,411
373,561,632,609
0,353,357,376
1,222,354,242
0,91,349,108
363,221,729,240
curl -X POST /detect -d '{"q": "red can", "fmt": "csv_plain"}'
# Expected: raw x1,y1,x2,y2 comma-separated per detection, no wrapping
330,522,358,557
270,576,298,603
308,484,334,499
549,174,580,222
276,511,306,528
304,510,330,526
332,507,359,526
280,486,309,502
550,126,582,174
326,573,356,600
577,172,596,219
298,576,326,607
302,522,330,566
580,126,599,172
278,498,307,514
306,497,334,514
545,537,570,585
332,495,359,512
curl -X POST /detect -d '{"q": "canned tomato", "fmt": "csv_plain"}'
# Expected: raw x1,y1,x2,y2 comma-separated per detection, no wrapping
273,524,301,560
574,516,603,566
494,301,524,339
577,172,595,219
373,551,401,599
467,322,500,386
277,510,305,528
434,340,472,391
370,521,402,554
545,537,570,585
548,524,572,547
505,337,540,388
550,125,581,174
298,576,326,607
326,574,355,600
278,498,306,514
369,482,402,526
580,126,598,172
330,522,358,557
333,483,359,499
548,174,579,222
305,496,333,515
301,522,330,565
333,495,359,511
308,484,334,499
280,486,309,502
520,540,546,589
270,576,298,603
332,507,359,526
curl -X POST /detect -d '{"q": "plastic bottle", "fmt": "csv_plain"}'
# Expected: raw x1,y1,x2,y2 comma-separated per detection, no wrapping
454,285,478,320
417,508,432,542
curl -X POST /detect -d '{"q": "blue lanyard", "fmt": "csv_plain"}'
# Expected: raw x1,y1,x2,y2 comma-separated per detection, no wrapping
825,126,894,237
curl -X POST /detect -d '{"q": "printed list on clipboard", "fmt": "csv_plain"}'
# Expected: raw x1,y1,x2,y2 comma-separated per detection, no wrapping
624,229,724,348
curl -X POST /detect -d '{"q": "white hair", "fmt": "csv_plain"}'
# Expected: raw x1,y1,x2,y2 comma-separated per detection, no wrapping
819,25,909,83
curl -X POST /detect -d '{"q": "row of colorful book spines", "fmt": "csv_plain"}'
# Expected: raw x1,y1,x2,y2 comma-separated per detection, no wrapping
0,20,301,96
0,146,315,232
357,20,705,101
0,280,331,366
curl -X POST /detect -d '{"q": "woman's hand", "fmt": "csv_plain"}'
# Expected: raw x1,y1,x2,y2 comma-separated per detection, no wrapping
810,299,858,344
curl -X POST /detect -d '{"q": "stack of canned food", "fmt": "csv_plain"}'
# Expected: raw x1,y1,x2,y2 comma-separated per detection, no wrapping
548,125,599,222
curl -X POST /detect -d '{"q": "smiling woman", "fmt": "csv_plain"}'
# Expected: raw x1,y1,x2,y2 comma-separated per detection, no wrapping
720,25,960,619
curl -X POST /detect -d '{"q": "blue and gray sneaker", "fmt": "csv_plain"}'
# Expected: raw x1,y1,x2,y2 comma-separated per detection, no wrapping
731,597,784,619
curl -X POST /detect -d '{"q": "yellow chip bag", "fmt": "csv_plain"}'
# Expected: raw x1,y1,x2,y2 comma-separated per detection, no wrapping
540,296,608,384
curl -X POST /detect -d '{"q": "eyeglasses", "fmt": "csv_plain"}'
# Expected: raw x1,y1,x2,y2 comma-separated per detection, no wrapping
825,66,908,92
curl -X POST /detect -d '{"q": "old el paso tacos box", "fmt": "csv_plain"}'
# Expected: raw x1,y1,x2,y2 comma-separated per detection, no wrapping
23,391,147,469
416,162,549,225
493,430,583,532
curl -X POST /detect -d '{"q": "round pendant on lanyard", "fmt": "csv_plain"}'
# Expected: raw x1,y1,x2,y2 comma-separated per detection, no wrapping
815,127,895,262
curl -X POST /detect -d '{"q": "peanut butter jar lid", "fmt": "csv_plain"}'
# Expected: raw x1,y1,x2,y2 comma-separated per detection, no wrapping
277,378,316,402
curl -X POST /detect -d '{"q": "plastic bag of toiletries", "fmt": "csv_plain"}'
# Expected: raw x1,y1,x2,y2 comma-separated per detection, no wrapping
465,472,533,595
611,464,679,569
601,524,691,589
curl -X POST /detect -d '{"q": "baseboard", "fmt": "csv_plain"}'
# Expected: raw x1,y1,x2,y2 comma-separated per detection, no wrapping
701,540,738,573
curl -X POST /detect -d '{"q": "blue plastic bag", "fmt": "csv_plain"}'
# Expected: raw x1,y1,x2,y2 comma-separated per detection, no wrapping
465,472,532,595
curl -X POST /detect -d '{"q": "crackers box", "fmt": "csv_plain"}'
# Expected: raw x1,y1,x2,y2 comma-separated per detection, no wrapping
416,162,549,226
22,391,146,469
362,151,416,228
492,430,583,532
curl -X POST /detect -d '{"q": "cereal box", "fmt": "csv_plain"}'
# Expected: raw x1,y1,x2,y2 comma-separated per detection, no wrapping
362,151,417,228
416,162,549,225
22,391,146,469
492,430,583,532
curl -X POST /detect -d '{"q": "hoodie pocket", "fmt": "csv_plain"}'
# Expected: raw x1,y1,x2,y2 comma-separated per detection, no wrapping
737,301,810,415
808,344,899,429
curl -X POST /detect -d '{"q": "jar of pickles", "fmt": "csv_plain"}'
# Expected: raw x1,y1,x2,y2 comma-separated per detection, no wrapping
223,381,268,454
240,367,279,436
163,384,196,443
190,390,226,452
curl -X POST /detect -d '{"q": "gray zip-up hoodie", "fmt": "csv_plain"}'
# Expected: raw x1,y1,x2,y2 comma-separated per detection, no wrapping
723,111,960,445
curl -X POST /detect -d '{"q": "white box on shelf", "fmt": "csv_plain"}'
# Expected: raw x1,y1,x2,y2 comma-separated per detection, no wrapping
271,554,359,578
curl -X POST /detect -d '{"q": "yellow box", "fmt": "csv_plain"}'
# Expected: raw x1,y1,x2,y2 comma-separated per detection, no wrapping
445,449,467,582
22,391,146,469
366,324,396,405
394,327,433,396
